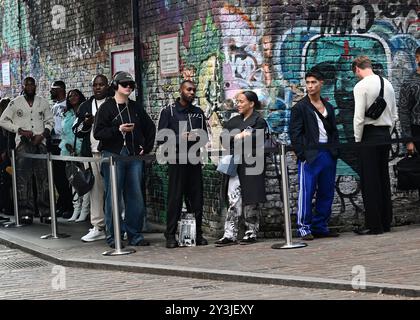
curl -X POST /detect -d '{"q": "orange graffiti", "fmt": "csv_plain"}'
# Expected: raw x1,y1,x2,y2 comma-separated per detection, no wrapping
223,4,256,35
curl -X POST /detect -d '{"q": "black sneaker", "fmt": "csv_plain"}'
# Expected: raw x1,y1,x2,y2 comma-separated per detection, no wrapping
196,236,208,246
20,216,33,225
130,239,150,246
301,234,314,241
215,237,237,247
239,237,257,245
313,230,340,238
166,237,178,249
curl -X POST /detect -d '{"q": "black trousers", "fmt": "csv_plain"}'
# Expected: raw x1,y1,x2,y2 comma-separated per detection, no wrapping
411,125,420,197
16,142,50,218
166,164,204,237
359,125,393,232
50,144,73,212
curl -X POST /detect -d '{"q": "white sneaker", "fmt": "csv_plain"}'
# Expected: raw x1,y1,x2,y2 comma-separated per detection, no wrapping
81,227,106,242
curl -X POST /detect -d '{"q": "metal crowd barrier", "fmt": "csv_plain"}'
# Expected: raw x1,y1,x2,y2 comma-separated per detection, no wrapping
10,136,418,253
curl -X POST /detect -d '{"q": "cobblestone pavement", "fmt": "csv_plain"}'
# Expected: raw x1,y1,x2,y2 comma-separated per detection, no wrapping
0,245,416,300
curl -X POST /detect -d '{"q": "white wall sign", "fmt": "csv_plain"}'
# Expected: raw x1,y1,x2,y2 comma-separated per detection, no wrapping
2,61,11,87
159,33,179,77
111,47,136,100
111,49,135,76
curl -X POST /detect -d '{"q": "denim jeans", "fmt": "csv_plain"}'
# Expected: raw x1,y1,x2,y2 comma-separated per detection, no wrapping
101,147,146,246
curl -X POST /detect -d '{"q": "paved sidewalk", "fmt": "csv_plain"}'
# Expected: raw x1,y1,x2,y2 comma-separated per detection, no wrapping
1,217,420,298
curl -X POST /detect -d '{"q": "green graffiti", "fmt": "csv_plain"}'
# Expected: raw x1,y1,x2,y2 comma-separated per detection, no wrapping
2,0,30,52
182,12,223,69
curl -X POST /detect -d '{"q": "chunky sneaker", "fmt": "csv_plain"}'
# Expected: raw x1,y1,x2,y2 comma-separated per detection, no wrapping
81,227,106,242
215,237,237,247
301,233,314,241
239,236,257,245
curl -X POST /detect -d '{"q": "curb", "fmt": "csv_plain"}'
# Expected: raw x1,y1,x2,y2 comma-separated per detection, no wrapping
1,233,420,298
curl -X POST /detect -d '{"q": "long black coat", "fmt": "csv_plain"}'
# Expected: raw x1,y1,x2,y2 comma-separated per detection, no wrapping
221,110,267,205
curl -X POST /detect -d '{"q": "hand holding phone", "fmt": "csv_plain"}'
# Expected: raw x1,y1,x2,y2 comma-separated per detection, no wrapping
84,113,94,125
120,123,135,133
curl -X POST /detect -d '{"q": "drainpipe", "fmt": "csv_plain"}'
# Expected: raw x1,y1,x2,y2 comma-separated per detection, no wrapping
17,0,24,86
131,0,143,106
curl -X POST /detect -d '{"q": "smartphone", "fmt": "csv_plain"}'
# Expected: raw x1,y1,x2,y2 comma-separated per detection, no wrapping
125,123,135,128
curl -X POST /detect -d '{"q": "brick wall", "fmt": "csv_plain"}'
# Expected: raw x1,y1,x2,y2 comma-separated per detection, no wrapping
139,0,420,237
1,1,419,238
0,0,133,98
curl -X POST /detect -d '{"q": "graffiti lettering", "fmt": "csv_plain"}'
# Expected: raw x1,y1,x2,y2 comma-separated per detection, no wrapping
66,36,100,61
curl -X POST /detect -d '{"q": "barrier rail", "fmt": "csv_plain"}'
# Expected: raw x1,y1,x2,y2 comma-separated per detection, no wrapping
3,136,419,253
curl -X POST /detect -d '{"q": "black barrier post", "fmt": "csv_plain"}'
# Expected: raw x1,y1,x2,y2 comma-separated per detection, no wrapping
103,156,136,256
3,149,23,228
41,153,70,239
272,144,307,250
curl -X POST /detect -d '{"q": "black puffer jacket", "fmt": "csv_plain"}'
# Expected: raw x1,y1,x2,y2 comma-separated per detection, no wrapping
93,98,156,155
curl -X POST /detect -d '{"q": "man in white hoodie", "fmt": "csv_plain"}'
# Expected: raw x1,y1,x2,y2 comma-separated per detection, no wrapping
352,56,398,235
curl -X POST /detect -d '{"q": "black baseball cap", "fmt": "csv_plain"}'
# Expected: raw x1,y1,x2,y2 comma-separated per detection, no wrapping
113,71,135,84
51,80,66,90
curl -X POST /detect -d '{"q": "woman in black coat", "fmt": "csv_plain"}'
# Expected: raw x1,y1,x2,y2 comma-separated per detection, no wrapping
215,91,267,246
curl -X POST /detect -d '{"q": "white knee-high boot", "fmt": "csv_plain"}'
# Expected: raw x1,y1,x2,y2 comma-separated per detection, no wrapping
68,193,81,222
76,192,90,222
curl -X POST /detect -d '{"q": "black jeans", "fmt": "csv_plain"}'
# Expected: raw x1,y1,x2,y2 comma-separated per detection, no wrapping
411,125,420,198
166,164,204,237
50,144,73,212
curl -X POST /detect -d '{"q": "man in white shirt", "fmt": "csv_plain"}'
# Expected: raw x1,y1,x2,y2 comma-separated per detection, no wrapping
0,77,54,224
352,56,398,235
73,75,109,242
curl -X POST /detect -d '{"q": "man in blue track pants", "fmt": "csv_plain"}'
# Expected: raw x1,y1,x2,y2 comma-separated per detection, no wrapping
290,69,339,241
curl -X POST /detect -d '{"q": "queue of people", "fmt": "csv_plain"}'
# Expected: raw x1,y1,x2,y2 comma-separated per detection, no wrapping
0,49,418,248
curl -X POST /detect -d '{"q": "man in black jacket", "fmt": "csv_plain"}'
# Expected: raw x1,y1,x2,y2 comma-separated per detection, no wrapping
398,47,420,200
73,74,109,242
290,70,339,241
157,80,209,248
94,71,156,248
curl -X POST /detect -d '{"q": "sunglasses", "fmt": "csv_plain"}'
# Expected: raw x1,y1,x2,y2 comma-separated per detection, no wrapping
119,82,135,89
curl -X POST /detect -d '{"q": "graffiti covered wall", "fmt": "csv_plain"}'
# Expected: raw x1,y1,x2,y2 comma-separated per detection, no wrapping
140,0,420,236
0,1,419,236
0,0,133,98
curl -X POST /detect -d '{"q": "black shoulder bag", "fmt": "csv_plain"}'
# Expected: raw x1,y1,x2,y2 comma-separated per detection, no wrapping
65,135,95,197
365,76,387,120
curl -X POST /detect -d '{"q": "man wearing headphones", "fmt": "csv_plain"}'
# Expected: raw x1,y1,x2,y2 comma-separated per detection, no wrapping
94,71,156,248
73,74,109,242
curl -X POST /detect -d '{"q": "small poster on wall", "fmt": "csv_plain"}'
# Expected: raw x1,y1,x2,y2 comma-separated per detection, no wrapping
110,46,136,100
2,61,11,87
159,33,179,77
111,49,135,77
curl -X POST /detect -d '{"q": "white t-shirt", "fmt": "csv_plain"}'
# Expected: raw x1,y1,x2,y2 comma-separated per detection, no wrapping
90,98,106,153
353,74,398,142
314,108,328,143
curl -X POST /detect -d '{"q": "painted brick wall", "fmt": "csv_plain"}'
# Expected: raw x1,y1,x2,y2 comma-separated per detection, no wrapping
0,0,133,98
1,1,419,238
139,0,420,237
